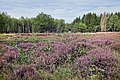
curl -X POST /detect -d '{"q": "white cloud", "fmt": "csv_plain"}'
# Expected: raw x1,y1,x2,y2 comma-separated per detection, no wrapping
0,0,120,23
88,6,120,14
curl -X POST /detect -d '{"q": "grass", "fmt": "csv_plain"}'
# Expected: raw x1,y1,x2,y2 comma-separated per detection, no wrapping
14,37,50,42
113,50,120,80
80,33,93,38
0,34,9,39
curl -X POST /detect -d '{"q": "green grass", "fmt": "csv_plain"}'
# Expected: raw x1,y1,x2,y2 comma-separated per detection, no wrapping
80,33,92,38
13,37,50,42
0,34,9,39
113,50,120,80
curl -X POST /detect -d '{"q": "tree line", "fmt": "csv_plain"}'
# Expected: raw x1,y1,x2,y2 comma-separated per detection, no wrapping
0,12,120,33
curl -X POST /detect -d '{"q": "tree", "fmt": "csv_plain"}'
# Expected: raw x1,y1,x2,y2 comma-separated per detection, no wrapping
10,18,19,33
0,12,12,33
54,19,65,33
107,15,120,31
0,11,120,33
64,23,72,32
19,17,33,33
0,13,5,33
81,13,100,32
33,12,55,33
116,20,120,31
72,22,87,32
72,16,81,25
100,12,110,32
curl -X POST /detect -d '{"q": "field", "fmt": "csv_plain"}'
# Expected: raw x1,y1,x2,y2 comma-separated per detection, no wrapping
0,32,120,80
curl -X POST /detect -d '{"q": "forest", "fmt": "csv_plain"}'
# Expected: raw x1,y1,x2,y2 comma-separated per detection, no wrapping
0,12,120,33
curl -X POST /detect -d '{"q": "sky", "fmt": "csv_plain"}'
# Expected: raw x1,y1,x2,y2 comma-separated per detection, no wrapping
0,0,120,23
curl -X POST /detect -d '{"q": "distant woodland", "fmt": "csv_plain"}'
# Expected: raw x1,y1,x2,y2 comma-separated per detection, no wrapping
0,12,120,33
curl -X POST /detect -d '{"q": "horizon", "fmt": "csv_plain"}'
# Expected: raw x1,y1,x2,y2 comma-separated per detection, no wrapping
0,0,120,23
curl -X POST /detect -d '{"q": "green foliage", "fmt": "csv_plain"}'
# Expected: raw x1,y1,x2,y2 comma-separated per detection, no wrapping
42,44,51,52
0,45,6,53
0,13,6,33
107,15,120,31
0,34,9,39
19,16,32,33
52,67,74,80
64,23,71,32
76,47,87,56
0,73,4,80
17,49,34,65
0,11,120,33
33,12,55,33
72,16,81,25
54,19,65,33
72,22,87,32
82,13,100,32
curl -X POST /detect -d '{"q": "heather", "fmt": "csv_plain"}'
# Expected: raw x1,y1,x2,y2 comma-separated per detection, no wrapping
0,32,120,80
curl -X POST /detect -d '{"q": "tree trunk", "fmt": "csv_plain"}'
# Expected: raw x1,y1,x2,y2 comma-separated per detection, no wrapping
100,12,110,32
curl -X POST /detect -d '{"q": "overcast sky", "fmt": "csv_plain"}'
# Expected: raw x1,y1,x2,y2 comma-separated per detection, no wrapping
0,0,120,23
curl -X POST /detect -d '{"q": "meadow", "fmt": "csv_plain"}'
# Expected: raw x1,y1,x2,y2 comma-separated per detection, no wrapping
0,32,120,80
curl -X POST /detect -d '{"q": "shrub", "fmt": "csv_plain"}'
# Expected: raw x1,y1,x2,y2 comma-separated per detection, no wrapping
75,48,118,79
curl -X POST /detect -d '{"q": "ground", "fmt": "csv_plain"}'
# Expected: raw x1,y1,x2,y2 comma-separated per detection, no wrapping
0,32,120,80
